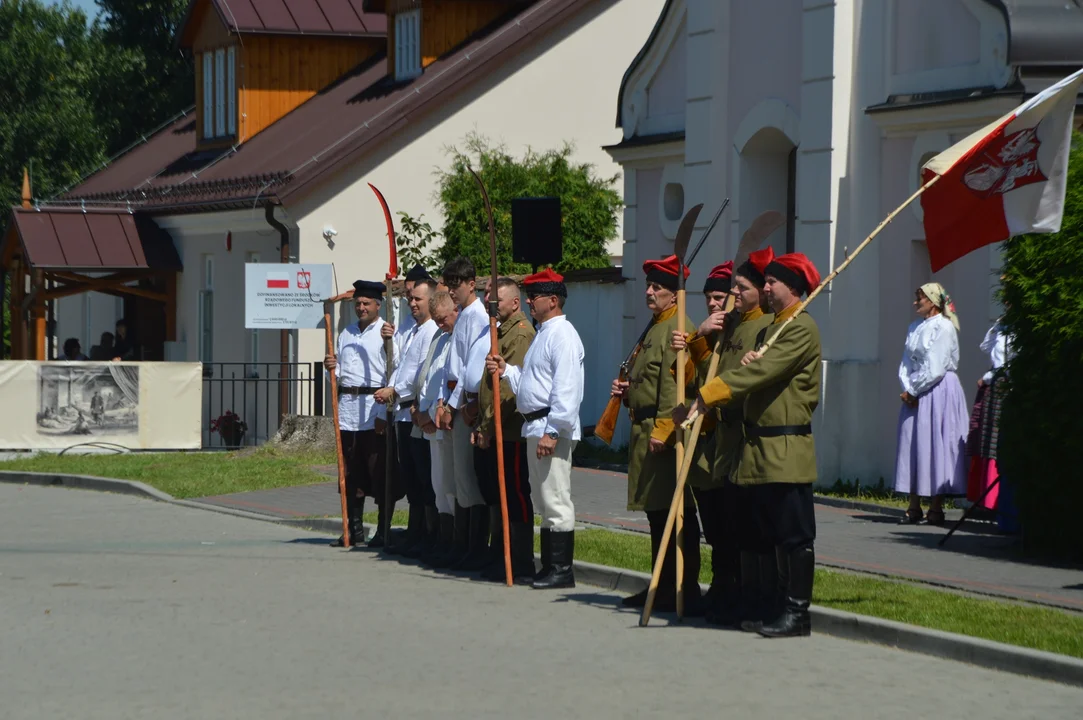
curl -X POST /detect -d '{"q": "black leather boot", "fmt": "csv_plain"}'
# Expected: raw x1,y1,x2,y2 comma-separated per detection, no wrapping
454,505,492,571
386,504,423,556
331,496,365,548
421,512,455,565
533,530,574,589
757,546,813,638
537,528,552,580
741,549,785,632
431,503,469,569
478,506,504,578
511,522,537,584
403,506,440,559
368,500,393,549
705,548,742,627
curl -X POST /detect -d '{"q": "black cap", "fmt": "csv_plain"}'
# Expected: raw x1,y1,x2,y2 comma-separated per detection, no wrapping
404,264,432,283
352,280,385,299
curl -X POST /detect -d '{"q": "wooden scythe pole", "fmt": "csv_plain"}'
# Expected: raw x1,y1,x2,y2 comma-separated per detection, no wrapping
469,167,514,587
323,288,358,547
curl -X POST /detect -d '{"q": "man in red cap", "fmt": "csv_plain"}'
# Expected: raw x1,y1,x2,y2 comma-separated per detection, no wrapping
678,251,822,638
611,255,705,614
670,247,775,626
486,269,584,589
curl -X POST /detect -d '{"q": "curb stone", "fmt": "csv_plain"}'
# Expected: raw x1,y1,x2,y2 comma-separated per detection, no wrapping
3,470,1080,687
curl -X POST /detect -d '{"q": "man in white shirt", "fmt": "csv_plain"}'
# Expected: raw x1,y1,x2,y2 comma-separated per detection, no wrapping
434,256,490,568
376,276,439,556
324,280,402,548
487,269,585,589
416,290,459,566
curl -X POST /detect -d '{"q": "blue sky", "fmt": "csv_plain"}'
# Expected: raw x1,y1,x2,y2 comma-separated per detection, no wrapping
53,1,101,19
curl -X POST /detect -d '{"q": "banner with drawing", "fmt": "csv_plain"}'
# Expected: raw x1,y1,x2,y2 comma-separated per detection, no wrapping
0,361,203,450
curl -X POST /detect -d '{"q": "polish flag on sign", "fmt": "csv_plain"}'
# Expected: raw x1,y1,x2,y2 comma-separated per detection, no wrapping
266,272,290,289
920,68,1083,272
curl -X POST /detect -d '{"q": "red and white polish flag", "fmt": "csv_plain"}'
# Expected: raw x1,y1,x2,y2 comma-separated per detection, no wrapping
266,272,290,289
920,68,1083,272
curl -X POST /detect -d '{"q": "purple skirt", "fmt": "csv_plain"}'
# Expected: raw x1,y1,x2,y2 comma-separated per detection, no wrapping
894,371,969,497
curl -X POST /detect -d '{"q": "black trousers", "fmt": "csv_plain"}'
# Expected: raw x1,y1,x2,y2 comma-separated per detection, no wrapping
744,483,816,552
693,484,730,580
474,441,533,524
410,433,435,506
646,486,701,592
341,428,402,505
397,422,432,506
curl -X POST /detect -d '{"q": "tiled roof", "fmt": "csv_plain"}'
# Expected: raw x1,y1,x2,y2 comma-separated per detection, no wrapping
186,0,386,39
59,0,605,213
8,208,182,271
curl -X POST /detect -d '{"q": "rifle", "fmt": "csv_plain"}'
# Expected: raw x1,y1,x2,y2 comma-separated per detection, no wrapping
594,321,652,446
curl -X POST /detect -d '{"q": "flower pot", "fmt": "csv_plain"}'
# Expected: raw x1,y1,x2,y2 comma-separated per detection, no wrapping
221,426,246,447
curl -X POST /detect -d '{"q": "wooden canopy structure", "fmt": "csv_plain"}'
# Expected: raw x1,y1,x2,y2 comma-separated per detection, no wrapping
1,170,182,361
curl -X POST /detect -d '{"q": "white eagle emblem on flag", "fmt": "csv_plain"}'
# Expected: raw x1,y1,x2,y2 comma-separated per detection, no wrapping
963,126,1046,197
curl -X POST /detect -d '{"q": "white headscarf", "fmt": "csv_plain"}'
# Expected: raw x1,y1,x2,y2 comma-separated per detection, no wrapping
920,282,960,331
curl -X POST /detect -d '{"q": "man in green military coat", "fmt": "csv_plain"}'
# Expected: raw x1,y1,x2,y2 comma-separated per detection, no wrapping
671,247,775,626
610,254,705,614
472,277,536,583
680,252,822,638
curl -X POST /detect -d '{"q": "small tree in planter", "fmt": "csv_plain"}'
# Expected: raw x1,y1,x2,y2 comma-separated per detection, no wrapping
210,410,248,447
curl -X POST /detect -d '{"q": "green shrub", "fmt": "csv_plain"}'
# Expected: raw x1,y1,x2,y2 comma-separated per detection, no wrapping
999,132,1083,561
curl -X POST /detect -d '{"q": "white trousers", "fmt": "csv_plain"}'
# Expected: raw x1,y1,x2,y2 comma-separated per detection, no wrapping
431,437,455,514
450,418,485,507
526,437,577,531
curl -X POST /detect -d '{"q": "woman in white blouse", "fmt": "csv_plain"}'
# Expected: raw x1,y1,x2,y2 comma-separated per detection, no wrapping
894,283,970,525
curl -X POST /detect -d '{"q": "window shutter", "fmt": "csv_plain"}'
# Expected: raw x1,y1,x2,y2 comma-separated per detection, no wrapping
394,10,421,80
227,46,236,135
215,49,226,138
203,53,214,138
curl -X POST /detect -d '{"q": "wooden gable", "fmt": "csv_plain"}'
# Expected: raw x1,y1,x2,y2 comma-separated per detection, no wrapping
385,0,522,78
182,0,385,147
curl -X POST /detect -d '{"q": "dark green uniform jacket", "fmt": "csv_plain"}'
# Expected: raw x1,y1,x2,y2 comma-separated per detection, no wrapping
683,306,773,486
626,305,710,511
477,311,535,441
698,303,820,486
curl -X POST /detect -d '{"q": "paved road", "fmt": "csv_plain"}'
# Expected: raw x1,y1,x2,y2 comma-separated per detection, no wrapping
2,484,1081,719
197,467,1083,612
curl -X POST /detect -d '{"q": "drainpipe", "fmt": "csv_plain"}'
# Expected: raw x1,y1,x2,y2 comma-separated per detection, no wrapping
264,203,292,421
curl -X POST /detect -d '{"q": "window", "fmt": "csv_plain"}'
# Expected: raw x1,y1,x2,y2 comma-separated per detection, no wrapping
395,9,421,80
227,46,237,135
199,255,214,366
201,47,235,140
215,49,226,138
202,53,213,138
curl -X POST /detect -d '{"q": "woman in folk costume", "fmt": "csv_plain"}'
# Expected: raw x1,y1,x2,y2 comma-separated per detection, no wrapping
894,283,969,525
966,317,1014,510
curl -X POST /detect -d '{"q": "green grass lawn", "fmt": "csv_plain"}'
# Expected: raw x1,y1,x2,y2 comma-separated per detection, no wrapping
0,448,335,499
559,528,1083,659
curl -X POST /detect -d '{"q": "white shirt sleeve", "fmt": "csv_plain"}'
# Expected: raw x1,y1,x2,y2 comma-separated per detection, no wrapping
898,323,916,396
910,319,954,396
543,329,584,437
503,363,522,395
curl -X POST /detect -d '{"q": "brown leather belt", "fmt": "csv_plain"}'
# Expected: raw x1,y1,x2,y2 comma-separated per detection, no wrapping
338,386,380,396
745,422,812,438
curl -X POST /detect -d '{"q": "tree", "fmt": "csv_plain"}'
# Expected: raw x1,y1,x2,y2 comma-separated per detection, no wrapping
0,0,106,205
999,132,1083,561
90,0,193,155
435,133,621,274
395,211,443,274
0,0,107,357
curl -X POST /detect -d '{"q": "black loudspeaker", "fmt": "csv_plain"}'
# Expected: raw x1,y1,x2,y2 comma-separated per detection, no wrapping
512,197,562,267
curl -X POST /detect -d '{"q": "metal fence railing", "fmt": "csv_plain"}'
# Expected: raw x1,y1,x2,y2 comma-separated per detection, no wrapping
202,362,324,449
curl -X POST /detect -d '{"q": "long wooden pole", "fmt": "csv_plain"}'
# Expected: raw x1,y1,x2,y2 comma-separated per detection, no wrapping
674,285,687,618
470,167,513,586
324,302,351,547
